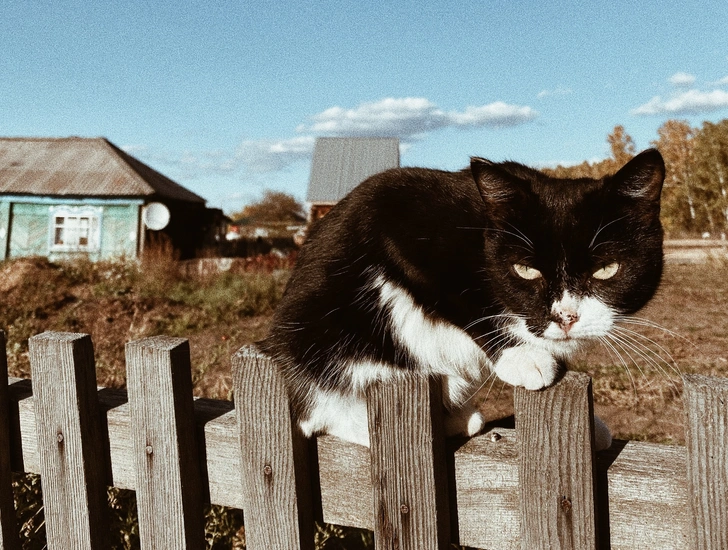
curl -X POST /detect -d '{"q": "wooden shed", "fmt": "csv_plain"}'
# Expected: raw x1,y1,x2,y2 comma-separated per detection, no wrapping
306,137,400,221
0,137,220,260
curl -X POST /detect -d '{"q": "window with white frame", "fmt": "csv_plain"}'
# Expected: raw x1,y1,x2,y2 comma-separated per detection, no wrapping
49,206,102,252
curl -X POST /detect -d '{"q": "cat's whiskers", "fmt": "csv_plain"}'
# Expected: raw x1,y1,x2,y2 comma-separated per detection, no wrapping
609,331,682,397
459,368,500,407
601,329,682,398
608,332,654,384
612,326,681,377
464,312,521,331
614,315,696,348
596,335,639,397
589,215,629,250
472,328,509,343
608,332,658,379
505,222,534,248
484,227,534,252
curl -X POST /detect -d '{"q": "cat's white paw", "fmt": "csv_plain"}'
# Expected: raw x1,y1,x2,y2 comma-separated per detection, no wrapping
493,345,559,390
444,409,485,438
594,414,613,451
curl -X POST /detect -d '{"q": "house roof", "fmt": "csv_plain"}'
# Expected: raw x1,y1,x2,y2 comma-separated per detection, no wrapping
0,137,205,204
307,137,400,203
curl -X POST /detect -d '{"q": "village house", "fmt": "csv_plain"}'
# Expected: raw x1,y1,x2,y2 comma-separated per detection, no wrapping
306,137,400,221
0,137,225,261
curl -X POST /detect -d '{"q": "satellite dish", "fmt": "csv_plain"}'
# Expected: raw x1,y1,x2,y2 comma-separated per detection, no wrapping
142,202,170,231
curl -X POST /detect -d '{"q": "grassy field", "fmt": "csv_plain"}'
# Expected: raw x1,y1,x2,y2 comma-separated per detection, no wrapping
3,254,726,442
2,254,727,548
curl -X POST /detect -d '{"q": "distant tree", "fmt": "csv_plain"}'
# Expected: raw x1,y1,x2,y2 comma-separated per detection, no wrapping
543,125,637,179
606,124,636,169
232,191,305,223
691,120,728,235
651,120,696,235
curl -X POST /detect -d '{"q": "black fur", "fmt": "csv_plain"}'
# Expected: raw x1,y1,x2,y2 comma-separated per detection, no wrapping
260,149,665,422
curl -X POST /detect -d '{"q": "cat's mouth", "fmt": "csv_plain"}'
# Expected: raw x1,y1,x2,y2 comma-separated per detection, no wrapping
543,292,614,341
507,294,614,355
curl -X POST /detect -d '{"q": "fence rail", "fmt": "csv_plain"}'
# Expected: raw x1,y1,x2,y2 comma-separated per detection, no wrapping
0,330,726,549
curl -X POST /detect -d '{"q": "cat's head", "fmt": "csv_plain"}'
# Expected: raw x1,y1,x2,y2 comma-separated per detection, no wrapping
471,149,665,356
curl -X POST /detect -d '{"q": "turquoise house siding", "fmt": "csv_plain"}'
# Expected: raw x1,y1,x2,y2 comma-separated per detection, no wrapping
100,204,142,259
0,197,143,261
7,203,47,258
0,201,10,258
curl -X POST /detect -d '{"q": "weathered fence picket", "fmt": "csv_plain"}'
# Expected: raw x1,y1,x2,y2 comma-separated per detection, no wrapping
29,332,109,550
684,374,728,550
0,329,723,549
514,373,598,550
367,376,450,550
0,332,19,550
125,336,205,550
232,345,315,550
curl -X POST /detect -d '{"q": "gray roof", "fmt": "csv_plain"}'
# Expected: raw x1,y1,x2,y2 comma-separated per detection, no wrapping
0,137,205,203
307,137,400,203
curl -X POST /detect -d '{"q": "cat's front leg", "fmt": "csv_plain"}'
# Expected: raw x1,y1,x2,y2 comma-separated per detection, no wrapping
493,344,560,390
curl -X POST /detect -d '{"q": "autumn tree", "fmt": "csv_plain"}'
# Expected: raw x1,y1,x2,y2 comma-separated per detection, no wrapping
232,190,305,223
543,125,637,179
651,120,696,235
606,125,636,170
691,120,728,235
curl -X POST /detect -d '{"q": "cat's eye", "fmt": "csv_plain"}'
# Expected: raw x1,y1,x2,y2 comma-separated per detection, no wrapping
513,263,542,280
592,262,620,280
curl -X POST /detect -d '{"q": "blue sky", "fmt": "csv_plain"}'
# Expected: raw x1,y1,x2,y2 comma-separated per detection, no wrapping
2,1,728,213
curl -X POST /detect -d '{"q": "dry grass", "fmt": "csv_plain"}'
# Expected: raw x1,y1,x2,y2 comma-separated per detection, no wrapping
0,255,286,399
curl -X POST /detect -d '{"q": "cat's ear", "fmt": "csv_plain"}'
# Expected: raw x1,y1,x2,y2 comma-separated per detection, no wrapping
470,157,520,205
608,149,665,204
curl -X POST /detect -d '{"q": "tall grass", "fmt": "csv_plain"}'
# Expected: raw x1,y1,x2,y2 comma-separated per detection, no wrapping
2,253,378,549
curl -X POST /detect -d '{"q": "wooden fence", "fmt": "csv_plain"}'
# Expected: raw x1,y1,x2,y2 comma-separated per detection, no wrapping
0,330,726,549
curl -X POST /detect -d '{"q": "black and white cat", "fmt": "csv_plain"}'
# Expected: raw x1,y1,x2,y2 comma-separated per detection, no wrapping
260,149,665,451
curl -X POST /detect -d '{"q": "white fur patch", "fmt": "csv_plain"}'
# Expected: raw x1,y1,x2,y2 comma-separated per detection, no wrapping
496,292,614,390
344,360,405,395
508,292,614,359
300,388,370,446
493,344,559,390
376,276,488,385
544,291,614,341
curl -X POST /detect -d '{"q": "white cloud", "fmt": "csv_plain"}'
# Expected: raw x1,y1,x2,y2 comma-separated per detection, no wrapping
120,144,148,155
537,87,573,99
128,97,538,177
631,89,728,116
298,97,538,138
669,72,696,87
235,136,315,173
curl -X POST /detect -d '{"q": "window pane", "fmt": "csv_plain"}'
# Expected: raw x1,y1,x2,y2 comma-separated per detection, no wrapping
78,217,89,246
50,210,101,250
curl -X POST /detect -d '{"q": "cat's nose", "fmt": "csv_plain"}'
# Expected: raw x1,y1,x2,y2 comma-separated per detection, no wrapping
552,309,579,334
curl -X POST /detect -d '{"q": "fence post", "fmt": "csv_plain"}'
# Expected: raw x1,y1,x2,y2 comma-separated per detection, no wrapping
126,336,205,550
0,332,19,550
367,375,450,550
28,332,109,550
684,374,728,550
232,345,315,550
514,371,598,550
